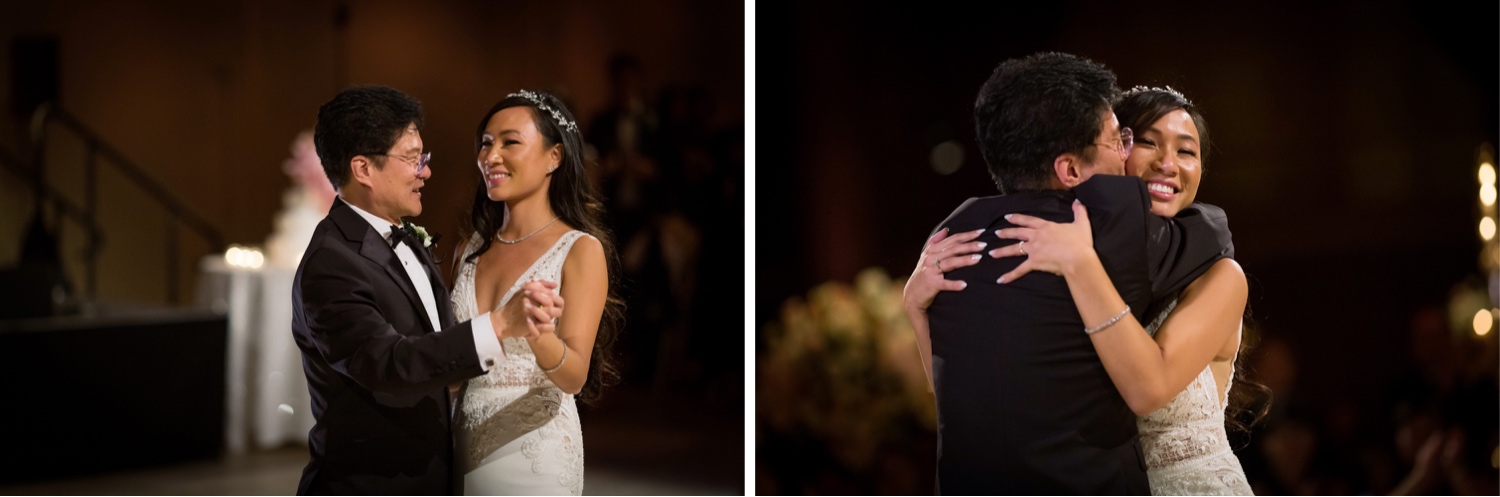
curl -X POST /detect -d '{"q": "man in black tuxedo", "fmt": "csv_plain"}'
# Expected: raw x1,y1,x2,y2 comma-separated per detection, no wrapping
291,86,562,495
904,53,1233,494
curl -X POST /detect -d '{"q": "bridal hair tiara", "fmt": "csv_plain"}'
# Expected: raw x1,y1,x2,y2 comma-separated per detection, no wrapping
508,89,580,134
1122,85,1191,104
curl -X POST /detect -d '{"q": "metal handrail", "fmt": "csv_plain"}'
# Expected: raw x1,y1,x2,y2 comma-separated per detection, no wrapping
27,103,226,303
0,143,98,237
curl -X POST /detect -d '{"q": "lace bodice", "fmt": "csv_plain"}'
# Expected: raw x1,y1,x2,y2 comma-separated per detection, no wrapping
451,230,588,495
1138,299,1253,495
453,230,589,390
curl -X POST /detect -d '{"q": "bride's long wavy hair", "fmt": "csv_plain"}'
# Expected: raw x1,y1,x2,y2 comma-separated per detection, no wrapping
1115,86,1273,442
462,90,623,404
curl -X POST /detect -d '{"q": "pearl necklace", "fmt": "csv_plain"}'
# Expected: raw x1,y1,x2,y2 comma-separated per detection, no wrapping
496,216,559,244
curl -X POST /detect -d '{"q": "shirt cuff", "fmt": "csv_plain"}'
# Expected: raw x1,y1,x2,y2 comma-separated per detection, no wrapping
471,312,505,372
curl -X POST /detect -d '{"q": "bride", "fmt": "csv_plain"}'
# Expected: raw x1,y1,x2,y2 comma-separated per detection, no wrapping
449,89,622,495
906,87,1258,495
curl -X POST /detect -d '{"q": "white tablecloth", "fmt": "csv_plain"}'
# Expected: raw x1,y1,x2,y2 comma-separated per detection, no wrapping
197,257,315,454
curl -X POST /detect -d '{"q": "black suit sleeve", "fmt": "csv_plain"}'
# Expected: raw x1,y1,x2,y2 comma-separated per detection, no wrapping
1073,175,1156,322
1143,202,1234,299
1073,175,1234,310
299,245,483,396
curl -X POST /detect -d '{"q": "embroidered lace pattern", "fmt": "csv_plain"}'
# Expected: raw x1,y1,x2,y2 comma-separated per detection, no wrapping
452,230,588,495
1138,299,1253,495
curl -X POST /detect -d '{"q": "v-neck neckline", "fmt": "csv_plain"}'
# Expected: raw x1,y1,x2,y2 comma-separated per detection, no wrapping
470,231,576,315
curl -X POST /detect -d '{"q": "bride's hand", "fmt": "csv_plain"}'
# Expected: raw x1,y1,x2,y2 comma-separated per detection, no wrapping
520,282,565,339
903,228,986,312
498,280,560,338
991,200,1097,283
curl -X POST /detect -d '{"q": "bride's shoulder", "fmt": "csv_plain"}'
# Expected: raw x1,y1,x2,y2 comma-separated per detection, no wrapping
1185,257,1247,301
562,232,605,272
1206,258,1245,283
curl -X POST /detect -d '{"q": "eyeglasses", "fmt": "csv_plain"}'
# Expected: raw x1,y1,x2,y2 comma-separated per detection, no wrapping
368,151,432,174
1096,127,1133,161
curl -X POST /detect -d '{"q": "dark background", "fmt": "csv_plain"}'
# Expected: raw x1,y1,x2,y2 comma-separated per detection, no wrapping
756,0,1498,494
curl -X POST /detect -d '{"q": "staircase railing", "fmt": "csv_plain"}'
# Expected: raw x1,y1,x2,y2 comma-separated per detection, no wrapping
0,142,98,245
25,103,226,304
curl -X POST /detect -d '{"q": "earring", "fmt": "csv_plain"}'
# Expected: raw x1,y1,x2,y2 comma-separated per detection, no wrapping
548,165,558,173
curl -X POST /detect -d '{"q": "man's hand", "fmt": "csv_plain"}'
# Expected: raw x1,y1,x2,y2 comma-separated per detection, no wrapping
902,228,985,313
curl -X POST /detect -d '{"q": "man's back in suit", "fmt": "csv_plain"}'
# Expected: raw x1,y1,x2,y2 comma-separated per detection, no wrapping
928,175,1231,494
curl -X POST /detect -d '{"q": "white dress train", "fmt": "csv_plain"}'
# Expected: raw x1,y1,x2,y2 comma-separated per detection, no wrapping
452,230,590,495
1139,299,1254,495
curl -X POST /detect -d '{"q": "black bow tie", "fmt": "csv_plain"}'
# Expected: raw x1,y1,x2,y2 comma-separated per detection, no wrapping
389,224,418,249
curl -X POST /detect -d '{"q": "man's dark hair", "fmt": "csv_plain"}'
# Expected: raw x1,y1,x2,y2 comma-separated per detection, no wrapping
974,52,1118,193
313,85,424,189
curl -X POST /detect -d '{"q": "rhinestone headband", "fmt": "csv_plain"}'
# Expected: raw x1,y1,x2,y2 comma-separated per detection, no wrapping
508,90,579,134
1122,85,1191,105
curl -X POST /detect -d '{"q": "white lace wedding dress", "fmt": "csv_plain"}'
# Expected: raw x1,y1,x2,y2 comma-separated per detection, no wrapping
1139,299,1253,495
452,230,588,495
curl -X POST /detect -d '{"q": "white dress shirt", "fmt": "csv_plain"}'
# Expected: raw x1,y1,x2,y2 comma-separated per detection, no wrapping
344,198,505,371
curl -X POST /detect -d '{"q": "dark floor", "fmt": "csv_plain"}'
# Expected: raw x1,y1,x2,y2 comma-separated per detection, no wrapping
0,385,744,495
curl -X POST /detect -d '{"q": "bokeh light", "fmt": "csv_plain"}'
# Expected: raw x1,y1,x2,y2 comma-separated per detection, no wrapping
1473,309,1493,336
930,140,965,175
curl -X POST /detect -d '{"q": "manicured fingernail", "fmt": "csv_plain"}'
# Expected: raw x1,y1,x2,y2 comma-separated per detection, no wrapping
525,290,532,296
958,281,968,289
971,254,981,261
976,242,987,249
996,276,1006,284
972,229,984,234
989,249,999,257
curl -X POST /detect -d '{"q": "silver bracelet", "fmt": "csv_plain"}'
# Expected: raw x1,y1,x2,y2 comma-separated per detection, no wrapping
540,342,568,373
1084,306,1131,335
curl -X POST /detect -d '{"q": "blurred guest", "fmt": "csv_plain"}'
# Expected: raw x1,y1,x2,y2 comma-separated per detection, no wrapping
585,54,741,394
1256,417,1319,495
589,52,660,236
588,52,665,386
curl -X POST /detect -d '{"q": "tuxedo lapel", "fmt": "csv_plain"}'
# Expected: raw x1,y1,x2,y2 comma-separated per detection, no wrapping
331,198,435,335
363,235,435,334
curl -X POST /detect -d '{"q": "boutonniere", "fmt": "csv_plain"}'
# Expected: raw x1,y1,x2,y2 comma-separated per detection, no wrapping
406,223,435,248
401,221,444,264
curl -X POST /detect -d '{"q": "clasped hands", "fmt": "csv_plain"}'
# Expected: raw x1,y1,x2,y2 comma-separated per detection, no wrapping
497,280,566,340
902,200,1096,311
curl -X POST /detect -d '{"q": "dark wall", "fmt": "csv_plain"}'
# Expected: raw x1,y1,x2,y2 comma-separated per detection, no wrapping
0,0,744,305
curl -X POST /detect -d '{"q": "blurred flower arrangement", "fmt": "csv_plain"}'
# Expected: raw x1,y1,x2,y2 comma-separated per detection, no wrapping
758,267,936,493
